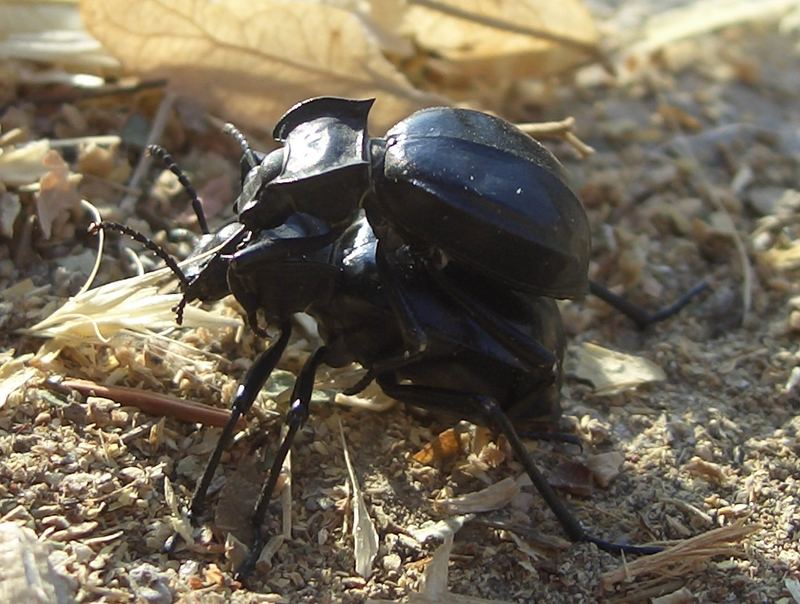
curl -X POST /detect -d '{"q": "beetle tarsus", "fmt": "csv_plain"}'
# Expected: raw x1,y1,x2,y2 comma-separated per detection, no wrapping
377,379,658,554
341,369,375,396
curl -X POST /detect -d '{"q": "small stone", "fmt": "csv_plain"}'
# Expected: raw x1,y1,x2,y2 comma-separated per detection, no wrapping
382,553,402,572
587,451,625,488
129,563,173,604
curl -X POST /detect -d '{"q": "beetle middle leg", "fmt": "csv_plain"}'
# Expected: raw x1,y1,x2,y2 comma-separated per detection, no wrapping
377,377,662,556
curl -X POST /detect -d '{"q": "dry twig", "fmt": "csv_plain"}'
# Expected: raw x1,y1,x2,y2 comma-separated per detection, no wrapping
601,522,759,591
62,378,245,429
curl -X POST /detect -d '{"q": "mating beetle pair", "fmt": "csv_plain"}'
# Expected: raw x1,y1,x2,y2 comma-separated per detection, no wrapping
96,97,705,577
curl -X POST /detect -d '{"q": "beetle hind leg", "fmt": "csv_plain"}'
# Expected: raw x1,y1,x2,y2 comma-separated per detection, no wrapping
377,377,662,557
590,279,709,329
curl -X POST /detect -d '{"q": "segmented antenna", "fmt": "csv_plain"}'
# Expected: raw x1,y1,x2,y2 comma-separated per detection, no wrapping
173,295,189,326
146,144,210,234
222,123,259,171
89,221,192,325
89,221,189,287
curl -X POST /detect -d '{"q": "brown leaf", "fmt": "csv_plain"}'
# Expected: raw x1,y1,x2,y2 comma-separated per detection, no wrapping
36,150,81,239
402,0,600,77
683,457,728,485
215,458,265,546
412,427,466,465
435,476,519,514
79,0,442,133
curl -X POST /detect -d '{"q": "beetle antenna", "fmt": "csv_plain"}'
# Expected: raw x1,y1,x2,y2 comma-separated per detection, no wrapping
89,221,189,287
146,145,210,235
222,123,259,171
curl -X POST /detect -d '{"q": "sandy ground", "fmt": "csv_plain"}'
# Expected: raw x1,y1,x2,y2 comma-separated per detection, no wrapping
1,15,799,604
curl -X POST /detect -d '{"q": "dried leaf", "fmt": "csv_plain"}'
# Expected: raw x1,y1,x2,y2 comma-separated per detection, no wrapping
408,515,472,544
334,379,397,412
548,460,593,497
0,353,36,409
215,459,264,546
651,587,696,604
435,476,519,514
683,457,728,485
0,140,50,187
255,534,286,574
367,515,514,604
761,242,800,271
338,416,379,579
164,477,193,544
568,342,666,395
0,192,20,238
622,0,799,68
323,0,414,56
601,521,758,590
508,531,542,563
0,522,72,603
786,577,800,604
413,427,466,465
79,0,442,132
419,533,452,599
0,2,118,68
402,0,600,76
36,150,82,239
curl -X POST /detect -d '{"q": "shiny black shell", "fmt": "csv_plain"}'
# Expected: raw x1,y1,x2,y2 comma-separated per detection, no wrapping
238,97,373,231
373,106,591,298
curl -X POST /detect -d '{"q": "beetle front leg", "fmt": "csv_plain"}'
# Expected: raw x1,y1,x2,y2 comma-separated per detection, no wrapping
377,377,662,557
235,346,329,579
589,280,709,329
164,324,291,553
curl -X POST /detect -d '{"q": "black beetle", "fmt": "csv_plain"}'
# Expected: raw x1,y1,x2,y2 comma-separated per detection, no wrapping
233,97,590,301
115,210,664,577
90,107,707,578
228,97,705,333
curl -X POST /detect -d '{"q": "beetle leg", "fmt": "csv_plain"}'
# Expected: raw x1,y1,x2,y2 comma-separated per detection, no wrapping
426,266,557,370
235,345,329,579
374,244,429,354
163,323,293,556
517,429,583,452
377,376,663,557
589,280,709,329
341,369,375,395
